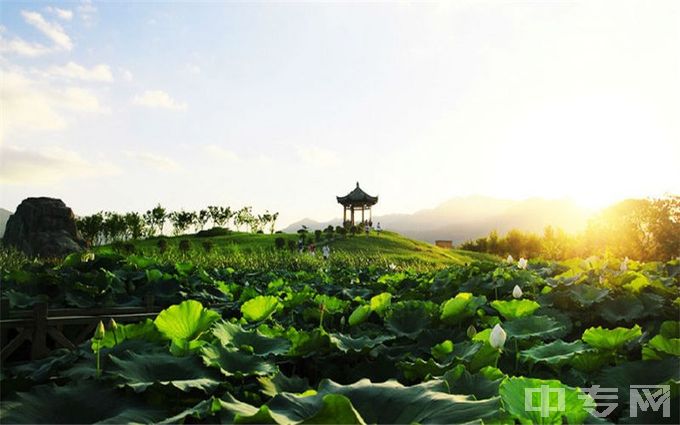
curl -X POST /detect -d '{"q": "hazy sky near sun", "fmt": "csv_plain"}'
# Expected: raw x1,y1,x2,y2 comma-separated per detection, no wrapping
1,1,679,227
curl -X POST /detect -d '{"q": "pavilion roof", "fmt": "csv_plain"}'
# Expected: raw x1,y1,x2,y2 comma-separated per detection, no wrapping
337,182,378,206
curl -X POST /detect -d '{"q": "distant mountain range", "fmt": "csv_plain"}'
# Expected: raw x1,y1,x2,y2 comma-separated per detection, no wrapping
282,196,593,244
0,208,11,238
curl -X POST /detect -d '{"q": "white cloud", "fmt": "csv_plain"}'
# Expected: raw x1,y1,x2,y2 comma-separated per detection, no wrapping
0,34,51,57
296,146,340,167
1,67,107,142
185,63,201,75
46,7,73,21
21,10,73,51
125,151,180,171
202,144,240,161
77,0,97,25
47,62,114,82
119,68,133,81
0,145,119,184
132,90,187,110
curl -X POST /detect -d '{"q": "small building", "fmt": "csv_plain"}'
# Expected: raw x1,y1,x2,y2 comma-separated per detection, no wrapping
435,240,453,249
337,182,378,226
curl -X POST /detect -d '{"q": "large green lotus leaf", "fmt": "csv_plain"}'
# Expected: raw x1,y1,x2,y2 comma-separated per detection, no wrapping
440,292,486,324
499,376,593,424
348,305,372,326
154,300,220,347
259,372,311,397
159,397,226,424
270,378,500,424
646,334,680,357
369,292,392,314
212,320,291,356
329,333,394,352
597,295,646,323
504,315,567,340
568,284,609,307
0,381,165,424
162,393,285,424
200,344,277,377
661,321,680,339
94,318,163,350
519,340,591,366
441,367,503,400
109,351,221,393
10,349,80,383
286,328,332,357
582,325,641,350
398,358,453,381
597,358,680,399
491,299,540,320
569,350,611,373
385,301,433,338
314,294,349,314
241,295,281,322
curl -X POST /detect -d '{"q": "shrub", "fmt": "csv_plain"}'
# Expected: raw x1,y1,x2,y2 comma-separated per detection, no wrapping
314,229,322,242
157,238,168,253
201,241,213,253
179,239,191,254
195,227,230,237
275,237,286,250
287,240,296,251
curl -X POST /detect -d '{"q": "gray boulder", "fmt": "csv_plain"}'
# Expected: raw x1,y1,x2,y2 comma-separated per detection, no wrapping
3,197,87,258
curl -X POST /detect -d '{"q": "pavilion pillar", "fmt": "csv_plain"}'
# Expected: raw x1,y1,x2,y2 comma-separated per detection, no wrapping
343,207,347,224
361,206,365,224
369,208,372,223
350,207,355,225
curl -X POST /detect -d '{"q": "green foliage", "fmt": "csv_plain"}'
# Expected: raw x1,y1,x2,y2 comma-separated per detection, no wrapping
241,295,281,322
581,325,642,350
154,300,220,353
491,299,541,319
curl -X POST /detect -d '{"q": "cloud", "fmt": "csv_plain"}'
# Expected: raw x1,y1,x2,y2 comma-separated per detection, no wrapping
132,90,187,110
21,10,73,51
296,146,340,167
0,67,107,142
202,144,239,161
46,7,73,21
0,35,51,57
119,68,133,81
0,145,119,184
185,63,201,75
77,0,97,25
125,151,180,171
47,62,114,82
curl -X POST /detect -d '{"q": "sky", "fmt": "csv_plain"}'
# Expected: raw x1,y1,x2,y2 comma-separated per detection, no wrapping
1,0,679,228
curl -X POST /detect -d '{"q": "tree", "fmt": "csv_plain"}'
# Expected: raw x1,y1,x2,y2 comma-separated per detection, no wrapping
103,212,127,242
77,213,105,246
195,209,210,231
124,212,145,240
169,210,195,236
144,204,167,236
234,207,254,232
207,206,233,229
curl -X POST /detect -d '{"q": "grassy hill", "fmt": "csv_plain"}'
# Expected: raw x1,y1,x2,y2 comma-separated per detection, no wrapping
106,230,496,266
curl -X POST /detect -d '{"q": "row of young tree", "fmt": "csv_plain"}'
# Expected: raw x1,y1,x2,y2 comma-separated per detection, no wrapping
460,196,680,261
76,204,279,246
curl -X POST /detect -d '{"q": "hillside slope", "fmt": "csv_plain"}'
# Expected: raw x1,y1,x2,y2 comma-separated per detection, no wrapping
106,230,496,265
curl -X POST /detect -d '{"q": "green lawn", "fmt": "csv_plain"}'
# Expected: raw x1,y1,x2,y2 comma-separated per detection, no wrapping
103,230,497,266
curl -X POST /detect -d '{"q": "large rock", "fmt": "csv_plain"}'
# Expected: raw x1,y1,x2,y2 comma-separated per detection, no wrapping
3,197,87,258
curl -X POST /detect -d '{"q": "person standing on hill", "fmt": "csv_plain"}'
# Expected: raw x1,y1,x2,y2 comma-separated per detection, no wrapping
364,223,370,236
322,244,330,260
376,222,382,236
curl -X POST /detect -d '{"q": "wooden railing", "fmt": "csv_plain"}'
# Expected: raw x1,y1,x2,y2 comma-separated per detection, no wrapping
0,298,162,361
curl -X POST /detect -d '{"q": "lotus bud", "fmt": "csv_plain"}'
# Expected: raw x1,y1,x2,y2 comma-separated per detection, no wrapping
517,258,528,270
506,255,514,264
512,285,523,299
108,318,118,331
489,324,507,350
340,316,346,326
94,321,105,340
467,325,477,339
81,252,95,262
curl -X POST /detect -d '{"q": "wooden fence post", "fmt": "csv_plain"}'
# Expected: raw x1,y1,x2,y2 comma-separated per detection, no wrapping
31,302,49,360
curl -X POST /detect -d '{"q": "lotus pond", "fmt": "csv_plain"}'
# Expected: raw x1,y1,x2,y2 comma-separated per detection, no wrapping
1,253,679,424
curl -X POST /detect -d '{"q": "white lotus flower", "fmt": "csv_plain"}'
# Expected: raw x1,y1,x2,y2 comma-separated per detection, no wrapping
506,255,514,264
489,324,507,349
512,285,523,299
389,263,397,271
599,275,606,285
81,252,95,262
517,257,528,270
620,257,629,272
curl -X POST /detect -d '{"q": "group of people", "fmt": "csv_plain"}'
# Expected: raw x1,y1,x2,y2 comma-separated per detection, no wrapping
297,239,332,259
295,222,383,259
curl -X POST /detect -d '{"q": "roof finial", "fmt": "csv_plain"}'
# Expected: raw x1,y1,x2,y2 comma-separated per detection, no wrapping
356,181,360,188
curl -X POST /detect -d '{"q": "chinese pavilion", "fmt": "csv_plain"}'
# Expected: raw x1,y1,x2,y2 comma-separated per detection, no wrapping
337,182,378,226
